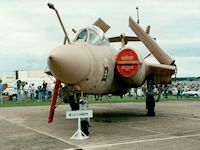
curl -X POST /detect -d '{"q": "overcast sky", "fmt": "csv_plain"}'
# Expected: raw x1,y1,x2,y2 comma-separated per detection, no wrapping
0,0,200,77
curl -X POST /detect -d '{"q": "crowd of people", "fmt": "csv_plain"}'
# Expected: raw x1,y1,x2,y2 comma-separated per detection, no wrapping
15,80,53,103
153,81,200,99
125,80,200,99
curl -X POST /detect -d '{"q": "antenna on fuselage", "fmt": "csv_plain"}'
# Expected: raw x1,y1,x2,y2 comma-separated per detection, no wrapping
136,6,140,24
47,3,70,44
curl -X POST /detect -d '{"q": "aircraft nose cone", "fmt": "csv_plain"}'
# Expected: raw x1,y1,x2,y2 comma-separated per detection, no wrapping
48,44,90,84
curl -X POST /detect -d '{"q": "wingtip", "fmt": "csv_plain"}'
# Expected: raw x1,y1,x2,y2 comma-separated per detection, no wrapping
128,16,132,26
129,16,136,26
129,16,132,22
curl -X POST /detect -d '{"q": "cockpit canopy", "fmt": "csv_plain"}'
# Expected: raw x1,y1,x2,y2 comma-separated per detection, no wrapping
74,25,107,45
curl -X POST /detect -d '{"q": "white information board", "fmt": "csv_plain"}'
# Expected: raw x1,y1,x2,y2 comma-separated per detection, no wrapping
66,110,93,119
66,110,93,140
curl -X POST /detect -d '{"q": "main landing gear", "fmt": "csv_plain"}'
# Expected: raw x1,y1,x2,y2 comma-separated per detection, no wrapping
146,76,155,116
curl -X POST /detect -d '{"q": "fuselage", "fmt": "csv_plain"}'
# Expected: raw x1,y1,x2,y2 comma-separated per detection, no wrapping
48,26,146,95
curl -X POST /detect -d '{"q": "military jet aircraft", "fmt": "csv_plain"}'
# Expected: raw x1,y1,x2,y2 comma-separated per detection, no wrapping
46,3,176,135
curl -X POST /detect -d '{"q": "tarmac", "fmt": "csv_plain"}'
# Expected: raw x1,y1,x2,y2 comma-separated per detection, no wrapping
0,101,200,150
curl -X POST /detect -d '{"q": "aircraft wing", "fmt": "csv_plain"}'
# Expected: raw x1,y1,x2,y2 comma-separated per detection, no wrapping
129,16,174,65
144,62,176,84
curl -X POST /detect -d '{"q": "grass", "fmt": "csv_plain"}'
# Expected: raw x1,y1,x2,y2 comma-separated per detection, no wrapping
0,95,200,107
0,99,51,107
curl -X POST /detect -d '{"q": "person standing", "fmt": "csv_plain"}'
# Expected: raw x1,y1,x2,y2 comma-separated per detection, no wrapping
16,80,22,103
177,84,182,99
37,85,42,102
0,79,3,104
42,81,47,100
21,81,27,101
30,83,35,101
46,83,52,99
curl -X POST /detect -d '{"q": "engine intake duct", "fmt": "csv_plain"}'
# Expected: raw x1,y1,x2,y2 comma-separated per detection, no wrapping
116,48,140,78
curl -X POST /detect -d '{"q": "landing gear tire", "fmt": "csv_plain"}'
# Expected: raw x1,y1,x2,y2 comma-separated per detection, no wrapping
146,76,156,117
146,110,155,116
81,120,90,136
146,94,155,116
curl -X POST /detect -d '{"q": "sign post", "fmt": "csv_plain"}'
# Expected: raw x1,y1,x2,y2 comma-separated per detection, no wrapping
66,110,93,140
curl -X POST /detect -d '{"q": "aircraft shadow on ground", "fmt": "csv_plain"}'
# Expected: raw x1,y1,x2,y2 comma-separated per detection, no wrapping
93,110,147,123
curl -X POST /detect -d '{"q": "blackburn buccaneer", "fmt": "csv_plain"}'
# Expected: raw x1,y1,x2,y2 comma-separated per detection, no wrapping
46,3,176,135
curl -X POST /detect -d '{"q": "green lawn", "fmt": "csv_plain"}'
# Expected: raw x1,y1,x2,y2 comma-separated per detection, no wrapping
0,99,51,107
0,95,200,107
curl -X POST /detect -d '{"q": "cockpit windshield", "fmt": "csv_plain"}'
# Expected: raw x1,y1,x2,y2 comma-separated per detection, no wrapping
76,29,87,42
74,26,105,45
88,29,101,44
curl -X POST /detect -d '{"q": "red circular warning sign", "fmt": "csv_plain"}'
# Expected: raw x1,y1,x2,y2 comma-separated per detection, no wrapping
116,48,139,77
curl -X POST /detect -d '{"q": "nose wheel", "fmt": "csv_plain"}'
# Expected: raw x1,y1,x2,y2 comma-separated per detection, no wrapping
81,120,90,136
80,92,90,136
68,91,91,136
